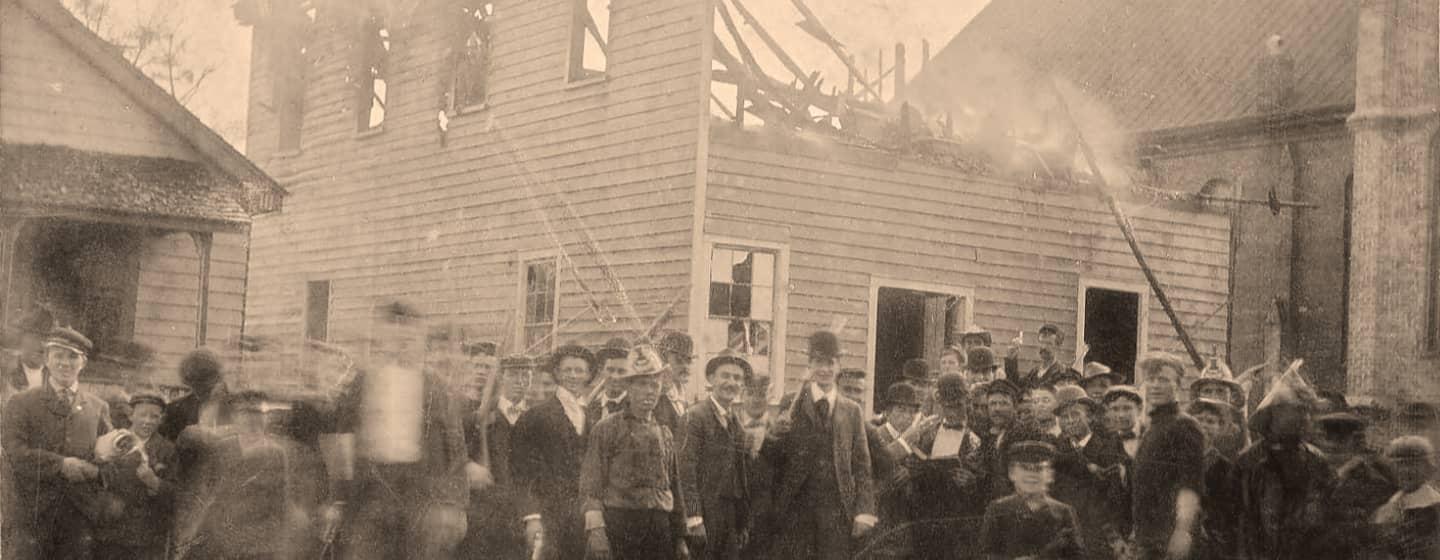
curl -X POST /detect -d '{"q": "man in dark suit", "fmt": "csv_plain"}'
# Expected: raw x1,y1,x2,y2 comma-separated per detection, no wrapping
94,393,178,560
459,352,532,560
587,342,632,427
654,331,694,433
2,310,51,406
1004,324,1070,389
906,373,987,560
1053,396,1130,560
512,343,599,560
680,354,753,560
2,327,113,560
157,349,228,444
756,330,876,560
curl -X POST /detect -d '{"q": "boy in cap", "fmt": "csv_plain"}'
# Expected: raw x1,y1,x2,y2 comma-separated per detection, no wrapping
2,327,112,559
1316,412,1396,560
979,380,1021,500
1187,399,1240,560
679,354,753,560
908,373,987,560
756,329,876,559
1234,369,1332,560
94,393,177,560
979,440,1084,560
1054,396,1129,560
1081,363,1120,400
1102,386,1144,459
1373,436,1440,560
580,345,688,560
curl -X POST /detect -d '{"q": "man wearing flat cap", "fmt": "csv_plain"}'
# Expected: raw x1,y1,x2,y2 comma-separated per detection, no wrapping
2,327,113,559
755,329,876,559
1080,363,1120,400
1313,411,1396,560
679,354,753,560
1054,396,1129,560
979,439,1084,560
1187,399,1240,560
459,353,534,560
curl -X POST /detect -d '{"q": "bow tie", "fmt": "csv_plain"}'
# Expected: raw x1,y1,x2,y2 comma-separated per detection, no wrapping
1119,430,1138,440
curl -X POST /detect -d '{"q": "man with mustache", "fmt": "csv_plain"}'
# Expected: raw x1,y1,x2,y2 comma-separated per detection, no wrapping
679,353,753,560
1004,324,1070,390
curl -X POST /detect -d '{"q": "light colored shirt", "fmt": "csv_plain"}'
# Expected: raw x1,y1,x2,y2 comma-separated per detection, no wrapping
498,396,525,426
710,396,730,429
23,363,43,391
1074,432,1092,449
667,385,687,418
599,391,628,420
932,425,977,458
556,387,587,436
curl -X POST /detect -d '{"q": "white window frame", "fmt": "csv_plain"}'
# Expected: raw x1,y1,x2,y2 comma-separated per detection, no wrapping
1076,277,1151,383
516,250,562,354
696,236,789,403
865,276,975,414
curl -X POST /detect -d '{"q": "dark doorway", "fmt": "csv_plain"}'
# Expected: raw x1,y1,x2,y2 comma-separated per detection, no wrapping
1083,287,1140,384
875,287,925,413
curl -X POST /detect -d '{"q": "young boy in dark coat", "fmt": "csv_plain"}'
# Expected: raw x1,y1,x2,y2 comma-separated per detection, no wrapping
980,439,1083,560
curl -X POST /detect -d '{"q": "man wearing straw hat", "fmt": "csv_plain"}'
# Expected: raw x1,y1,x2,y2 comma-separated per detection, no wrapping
1234,368,1332,560
754,329,876,560
580,344,688,560
1,326,112,559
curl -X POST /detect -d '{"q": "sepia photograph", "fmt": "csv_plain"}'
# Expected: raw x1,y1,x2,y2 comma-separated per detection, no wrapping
1,0,1438,558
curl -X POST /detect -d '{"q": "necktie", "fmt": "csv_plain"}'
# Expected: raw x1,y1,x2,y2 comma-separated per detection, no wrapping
815,398,830,426
605,400,624,415
60,388,74,410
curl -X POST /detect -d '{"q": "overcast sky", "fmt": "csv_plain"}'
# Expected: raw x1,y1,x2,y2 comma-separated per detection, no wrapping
107,0,990,153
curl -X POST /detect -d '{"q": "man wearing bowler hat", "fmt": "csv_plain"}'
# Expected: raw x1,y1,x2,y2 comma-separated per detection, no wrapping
679,353,753,560
906,373,987,560
2,327,113,559
756,329,876,559
656,331,696,433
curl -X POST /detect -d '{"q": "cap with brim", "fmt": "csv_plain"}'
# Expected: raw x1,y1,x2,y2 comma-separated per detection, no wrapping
808,330,843,361
44,327,92,355
1007,440,1057,464
1187,398,1235,419
705,354,754,381
657,331,696,359
130,393,167,411
1102,385,1143,406
1048,369,1082,387
959,326,992,347
1385,436,1435,461
1082,363,1122,386
1316,412,1367,436
1057,396,1102,417
902,358,932,383
595,345,630,363
500,354,536,371
885,382,921,408
1191,377,1243,397
966,347,998,371
936,373,969,407
983,379,1020,400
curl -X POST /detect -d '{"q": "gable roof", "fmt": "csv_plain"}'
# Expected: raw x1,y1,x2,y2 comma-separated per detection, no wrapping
12,0,284,212
903,0,1357,133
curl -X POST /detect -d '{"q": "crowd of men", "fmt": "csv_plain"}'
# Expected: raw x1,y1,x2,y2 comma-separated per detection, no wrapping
2,304,1440,559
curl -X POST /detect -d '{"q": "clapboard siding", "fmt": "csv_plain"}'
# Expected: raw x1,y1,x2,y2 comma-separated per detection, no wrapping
132,230,248,383
708,127,1231,395
0,1,197,160
243,0,708,356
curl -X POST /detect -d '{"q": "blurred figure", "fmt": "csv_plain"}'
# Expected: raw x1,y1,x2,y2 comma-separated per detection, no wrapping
1316,411,1396,560
580,345,688,560
679,354,753,560
512,344,600,560
94,394,177,560
178,390,322,560
1373,436,1440,559
837,368,868,409
957,326,992,354
3,310,52,404
158,349,229,443
980,379,1021,501
1103,386,1143,459
1025,385,1063,438
1235,370,1331,560
979,440,1083,560
901,358,935,415
105,392,133,431
738,375,773,559
325,302,469,560
459,341,499,405
1,328,111,560
738,376,772,459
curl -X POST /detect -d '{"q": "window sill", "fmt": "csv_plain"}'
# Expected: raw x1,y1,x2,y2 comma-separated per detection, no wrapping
275,148,303,159
355,125,386,139
565,74,608,90
448,103,490,119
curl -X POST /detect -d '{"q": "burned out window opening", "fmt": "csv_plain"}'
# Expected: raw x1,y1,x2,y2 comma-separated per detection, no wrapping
272,2,316,152
446,1,495,113
707,246,776,376
305,279,330,341
567,0,609,82
355,12,392,132
522,256,560,352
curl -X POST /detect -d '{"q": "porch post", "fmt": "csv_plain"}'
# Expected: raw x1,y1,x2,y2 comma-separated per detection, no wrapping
0,218,28,323
190,231,213,347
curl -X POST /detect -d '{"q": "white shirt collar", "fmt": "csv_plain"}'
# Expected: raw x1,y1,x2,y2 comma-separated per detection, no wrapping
810,383,837,405
710,396,731,426
1376,484,1440,524
603,390,627,404
48,377,78,394
499,396,524,424
555,387,586,435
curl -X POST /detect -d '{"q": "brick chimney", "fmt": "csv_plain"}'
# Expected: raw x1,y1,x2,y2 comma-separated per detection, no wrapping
1346,0,1440,405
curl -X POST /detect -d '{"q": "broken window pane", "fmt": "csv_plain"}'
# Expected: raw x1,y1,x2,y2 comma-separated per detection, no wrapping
452,2,494,110
358,16,390,131
569,0,609,81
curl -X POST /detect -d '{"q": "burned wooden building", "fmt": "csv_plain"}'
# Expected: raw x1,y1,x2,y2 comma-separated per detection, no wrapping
0,0,283,390
238,0,1229,408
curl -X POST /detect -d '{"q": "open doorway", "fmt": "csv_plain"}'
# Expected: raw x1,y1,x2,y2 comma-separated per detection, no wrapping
868,281,973,413
1079,282,1147,384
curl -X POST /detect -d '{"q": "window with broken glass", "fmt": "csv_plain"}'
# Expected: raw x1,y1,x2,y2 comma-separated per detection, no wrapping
567,0,609,82
356,13,391,131
447,1,494,112
707,247,776,375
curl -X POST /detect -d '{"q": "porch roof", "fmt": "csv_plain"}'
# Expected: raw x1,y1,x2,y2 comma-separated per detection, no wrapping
0,144,251,225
